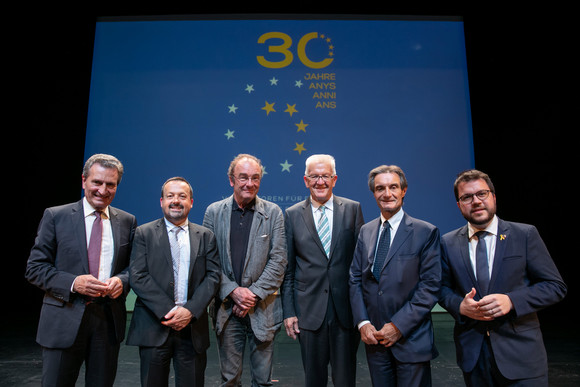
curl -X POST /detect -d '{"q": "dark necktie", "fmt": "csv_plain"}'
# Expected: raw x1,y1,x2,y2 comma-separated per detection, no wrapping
88,211,102,278
475,231,490,295
373,221,390,280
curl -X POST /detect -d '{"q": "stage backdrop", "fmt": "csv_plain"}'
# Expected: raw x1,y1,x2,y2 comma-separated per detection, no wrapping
84,15,474,309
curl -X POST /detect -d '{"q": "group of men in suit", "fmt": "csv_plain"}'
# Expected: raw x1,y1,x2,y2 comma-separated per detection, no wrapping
26,152,566,387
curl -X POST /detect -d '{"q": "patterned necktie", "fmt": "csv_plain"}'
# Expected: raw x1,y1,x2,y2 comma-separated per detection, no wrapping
88,211,102,278
373,221,390,280
317,205,331,257
475,231,490,295
170,226,182,303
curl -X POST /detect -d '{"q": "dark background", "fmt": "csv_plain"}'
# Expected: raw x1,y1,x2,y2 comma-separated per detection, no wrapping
11,6,573,326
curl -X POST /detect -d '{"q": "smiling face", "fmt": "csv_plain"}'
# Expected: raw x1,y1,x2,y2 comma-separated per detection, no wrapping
304,161,337,206
373,172,407,219
160,180,193,225
229,158,262,208
456,178,497,228
82,164,119,211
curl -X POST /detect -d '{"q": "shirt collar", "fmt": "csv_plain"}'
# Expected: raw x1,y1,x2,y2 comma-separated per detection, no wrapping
468,215,498,240
311,195,334,212
83,197,109,219
381,208,404,229
164,217,189,231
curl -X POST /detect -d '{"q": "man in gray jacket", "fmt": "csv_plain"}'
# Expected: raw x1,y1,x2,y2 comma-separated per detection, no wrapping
203,153,287,386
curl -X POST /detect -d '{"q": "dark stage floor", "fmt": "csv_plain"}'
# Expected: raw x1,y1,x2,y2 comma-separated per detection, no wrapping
1,313,578,386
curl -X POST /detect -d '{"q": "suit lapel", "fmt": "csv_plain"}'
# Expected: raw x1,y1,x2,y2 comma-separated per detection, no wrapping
330,197,344,259
72,201,89,273
300,197,327,257
243,197,264,274
383,213,412,270
365,218,381,268
108,206,121,276
489,218,509,292
456,225,478,287
188,222,200,279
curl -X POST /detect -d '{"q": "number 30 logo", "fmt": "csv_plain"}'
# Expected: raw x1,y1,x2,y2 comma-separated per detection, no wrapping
257,32,334,69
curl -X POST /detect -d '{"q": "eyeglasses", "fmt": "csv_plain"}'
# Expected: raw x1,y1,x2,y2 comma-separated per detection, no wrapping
306,175,334,182
458,189,492,204
232,175,261,184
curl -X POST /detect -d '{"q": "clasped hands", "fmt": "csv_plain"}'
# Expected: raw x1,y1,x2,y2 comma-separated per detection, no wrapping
460,287,513,321
360,322,402,347
230,287,258,318
73,274,123,299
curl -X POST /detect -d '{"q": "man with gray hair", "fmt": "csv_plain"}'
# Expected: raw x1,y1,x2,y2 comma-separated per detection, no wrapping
281,154,364,386
26,153,137,387
203,153,287,386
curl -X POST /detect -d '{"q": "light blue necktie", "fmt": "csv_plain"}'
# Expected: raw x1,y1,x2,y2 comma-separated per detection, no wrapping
170,226,182,303
317,205,331,257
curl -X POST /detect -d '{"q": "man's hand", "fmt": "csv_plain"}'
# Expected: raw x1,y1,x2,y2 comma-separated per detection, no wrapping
161,306,193,331
103,276,123,299
459,288,494,321
477,293,513,319
359,323,379,345
230,287,258,316
73,275,108,297
375,323,402,347
284,317,300,340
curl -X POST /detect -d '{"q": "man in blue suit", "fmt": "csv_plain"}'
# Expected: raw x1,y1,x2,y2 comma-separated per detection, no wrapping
439,169,567,386
349,165,441,386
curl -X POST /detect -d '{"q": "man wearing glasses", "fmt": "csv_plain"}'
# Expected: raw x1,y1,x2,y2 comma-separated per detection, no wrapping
439,169,567,386
203,153,287,386
281,154,364,387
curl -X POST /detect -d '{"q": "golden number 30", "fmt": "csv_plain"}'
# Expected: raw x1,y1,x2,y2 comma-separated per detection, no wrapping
257,32,334,69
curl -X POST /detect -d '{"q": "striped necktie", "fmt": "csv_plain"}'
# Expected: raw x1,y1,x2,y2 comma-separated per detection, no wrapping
317,205,331,257
170,226,182,303
88,211,102,278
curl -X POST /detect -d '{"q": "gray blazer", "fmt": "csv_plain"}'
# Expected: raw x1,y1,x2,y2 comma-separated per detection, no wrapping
203,195,287,342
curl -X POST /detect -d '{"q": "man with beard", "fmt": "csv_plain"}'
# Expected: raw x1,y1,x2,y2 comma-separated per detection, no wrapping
439,169,567,386
127,177,220,386
349,165,441,386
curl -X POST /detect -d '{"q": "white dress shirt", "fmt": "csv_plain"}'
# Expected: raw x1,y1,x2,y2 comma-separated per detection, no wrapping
165,218,191,307
467,215,498,279
83,197,114,281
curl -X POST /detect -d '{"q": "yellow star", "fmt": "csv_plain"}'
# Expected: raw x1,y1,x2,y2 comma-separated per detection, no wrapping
262,101,276,115
294,142,306,155
285,103,298,117
295,120,308,133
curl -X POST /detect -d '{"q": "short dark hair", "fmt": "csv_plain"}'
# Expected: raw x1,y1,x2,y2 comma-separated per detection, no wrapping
161,177,193,198
368,165,408,192
82,154,124,184
453,169,495,201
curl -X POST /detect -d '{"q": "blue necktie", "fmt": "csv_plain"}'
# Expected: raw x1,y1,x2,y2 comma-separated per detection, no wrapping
373,221,390,280
475,231,490,295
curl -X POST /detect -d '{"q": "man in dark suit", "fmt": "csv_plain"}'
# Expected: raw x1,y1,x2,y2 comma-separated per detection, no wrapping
25,153,137,387
349,164,441,386
281,154,364,387
282,155,364,386
127,177,220,386
439,169,567,386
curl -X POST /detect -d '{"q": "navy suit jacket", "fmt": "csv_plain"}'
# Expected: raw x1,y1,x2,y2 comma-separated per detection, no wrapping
349,211,441,363
439,218,567,379
126,218,220,353
281,195,364,331
25,199,137,348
